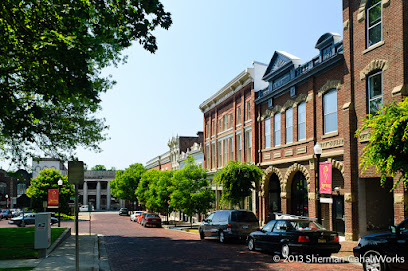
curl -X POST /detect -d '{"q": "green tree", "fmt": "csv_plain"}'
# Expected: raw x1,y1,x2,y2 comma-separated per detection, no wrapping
0,1,172,164
110,163,146,209
214,161,263,208
356,98,408,189
91,165,106,171
137,169,160,209
26,168,74,213
170,157,214,225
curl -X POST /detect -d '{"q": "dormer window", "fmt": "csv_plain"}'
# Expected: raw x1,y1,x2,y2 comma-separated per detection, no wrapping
315,33,341,62
322,46,333,61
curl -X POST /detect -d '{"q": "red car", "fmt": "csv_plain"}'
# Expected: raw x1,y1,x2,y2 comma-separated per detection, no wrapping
141,214,161,227
137,212,148,224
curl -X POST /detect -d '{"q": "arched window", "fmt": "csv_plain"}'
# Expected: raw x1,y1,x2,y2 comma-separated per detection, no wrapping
366,0,382,48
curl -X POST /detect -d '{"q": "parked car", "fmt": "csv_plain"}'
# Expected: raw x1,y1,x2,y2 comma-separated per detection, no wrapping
79,205,94,212
8,213,59,227
130,211,144,222
137,212,148,224
353,217,408,271
199,209,259,243
10,209,22,217
141,213,161,227
0,209,12,220
246,218,341,257
119,208,129,216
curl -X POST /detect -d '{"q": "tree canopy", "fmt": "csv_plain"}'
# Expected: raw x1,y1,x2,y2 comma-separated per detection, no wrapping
110,163,146,206
169,157,214,218
214,161,263,208
91,165,106,171
356,98,408,189
26,168,74,213
0,1,172,164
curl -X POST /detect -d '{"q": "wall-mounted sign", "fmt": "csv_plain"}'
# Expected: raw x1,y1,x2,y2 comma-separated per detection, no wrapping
319,162,332,194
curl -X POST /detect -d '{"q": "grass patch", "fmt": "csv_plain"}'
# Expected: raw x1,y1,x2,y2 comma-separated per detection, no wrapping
0,227,66,260
54,213,74,220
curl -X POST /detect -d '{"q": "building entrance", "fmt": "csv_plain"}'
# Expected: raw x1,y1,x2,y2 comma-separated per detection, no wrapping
291,172,308,217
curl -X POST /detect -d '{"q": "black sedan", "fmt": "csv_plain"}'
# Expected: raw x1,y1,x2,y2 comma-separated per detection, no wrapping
353,217,408,271
247,219,341,257
8,213,59,227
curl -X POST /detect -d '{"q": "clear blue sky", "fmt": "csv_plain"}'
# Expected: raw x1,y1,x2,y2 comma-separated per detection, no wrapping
16,1,345,171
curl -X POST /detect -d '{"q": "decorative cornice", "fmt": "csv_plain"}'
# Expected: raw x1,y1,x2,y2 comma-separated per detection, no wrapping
199,68,254,114
360,59,388,80
318,80,341,97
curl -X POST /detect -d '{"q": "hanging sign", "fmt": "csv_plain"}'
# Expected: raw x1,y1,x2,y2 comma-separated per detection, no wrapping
319,162,332,194
48,189,59,206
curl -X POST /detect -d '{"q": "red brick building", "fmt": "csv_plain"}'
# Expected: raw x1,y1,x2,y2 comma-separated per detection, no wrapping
254,0,407,240
199,62,268,209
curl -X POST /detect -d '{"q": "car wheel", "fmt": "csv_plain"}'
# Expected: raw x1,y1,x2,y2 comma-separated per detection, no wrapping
199,230,205,240
281,244,290,258
363,250,387,271
248,238,256,251
219,231,227,243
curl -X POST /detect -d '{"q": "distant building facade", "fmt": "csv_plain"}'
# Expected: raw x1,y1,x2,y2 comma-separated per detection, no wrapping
199,61,268,210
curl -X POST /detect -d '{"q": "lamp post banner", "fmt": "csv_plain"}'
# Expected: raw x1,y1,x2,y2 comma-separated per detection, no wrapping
319,162,332,194
48,189,59,206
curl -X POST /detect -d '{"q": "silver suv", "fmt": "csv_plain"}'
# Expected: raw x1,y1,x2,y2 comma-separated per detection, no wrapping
199,209,259,243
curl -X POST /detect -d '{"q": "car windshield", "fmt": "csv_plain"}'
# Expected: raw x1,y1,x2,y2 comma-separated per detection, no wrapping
288,220,323,231
231,211,258,222
146,214,159,218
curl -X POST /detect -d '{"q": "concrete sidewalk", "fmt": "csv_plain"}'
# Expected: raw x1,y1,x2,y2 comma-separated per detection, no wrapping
1,234,110,271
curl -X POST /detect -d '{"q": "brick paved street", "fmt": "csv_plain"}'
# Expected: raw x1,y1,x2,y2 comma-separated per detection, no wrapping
0,213,364,271
81,213,363,271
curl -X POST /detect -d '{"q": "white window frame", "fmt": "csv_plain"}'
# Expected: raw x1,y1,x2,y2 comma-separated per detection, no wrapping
323,89,338,134
274,113,281,146
264,117,271,149
368,71,383,115
285,107,293,144
366,0,382,48
297,102,306,141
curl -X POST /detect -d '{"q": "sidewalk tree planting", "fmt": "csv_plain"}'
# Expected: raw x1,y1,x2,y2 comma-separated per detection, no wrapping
26,168,74,213
0,1,172,165
110,163,146,209
169,157,214,224
214,161,264,208
356,98,408,189
137,169,160,210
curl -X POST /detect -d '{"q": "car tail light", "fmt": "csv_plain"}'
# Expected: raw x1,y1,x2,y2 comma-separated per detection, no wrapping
226,224,232,231
298,236,310,243
332,236,339,243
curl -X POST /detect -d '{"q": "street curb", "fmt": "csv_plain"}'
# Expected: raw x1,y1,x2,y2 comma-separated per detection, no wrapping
98,235,111,271
164,227,199,235
46,227,71,256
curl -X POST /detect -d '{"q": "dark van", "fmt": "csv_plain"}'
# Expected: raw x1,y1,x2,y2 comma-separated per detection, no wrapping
199,209,259,243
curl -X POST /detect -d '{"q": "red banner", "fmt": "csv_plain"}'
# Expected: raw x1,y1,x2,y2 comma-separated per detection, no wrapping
319,162,332,194
48,189,59,206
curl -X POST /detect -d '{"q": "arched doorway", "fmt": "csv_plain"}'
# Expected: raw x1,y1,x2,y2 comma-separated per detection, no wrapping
291,172,308,216
268,174,281,220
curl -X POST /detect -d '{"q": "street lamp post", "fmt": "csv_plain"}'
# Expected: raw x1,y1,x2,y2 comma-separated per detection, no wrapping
314,142,322,224
57,179,63,227
5,194,8,209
